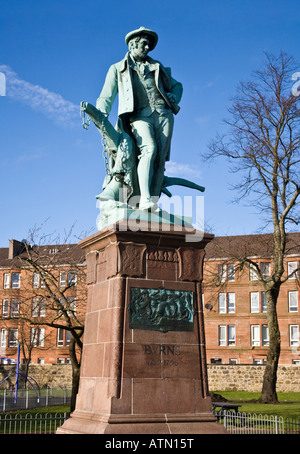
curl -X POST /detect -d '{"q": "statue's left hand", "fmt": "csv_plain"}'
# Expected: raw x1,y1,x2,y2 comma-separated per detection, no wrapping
166,92,177,104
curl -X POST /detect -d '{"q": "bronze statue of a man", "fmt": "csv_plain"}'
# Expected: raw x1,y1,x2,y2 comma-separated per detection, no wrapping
96,26,183,210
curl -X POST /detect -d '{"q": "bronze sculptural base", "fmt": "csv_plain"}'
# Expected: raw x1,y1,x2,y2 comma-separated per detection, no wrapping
57,220,226,434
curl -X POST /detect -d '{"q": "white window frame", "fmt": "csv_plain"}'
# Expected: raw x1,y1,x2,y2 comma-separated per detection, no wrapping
67,271,77,287
31,327,38,346
2,299,9,317
218,325,226,346
57,328,64,347
251,325,260,346
32,272,40,288
38,328,45,347
218,264,226,283
1,328,7,348
253,359,262,364
288,261,298,279
10,299,19,318
228,325,236,346
229,358,238,364
261,292,267,313
227,293,235,313
250,292,260,313
290,325,299,347
3,273,10,289
289,291,298,312
262,325,269,346
11,273,20,289
218,293,226,313
250,263,259,281
59,271,66,287
260,262,271,279
32,298,46,317
8,329,18,347
65,330,72,346
218,293,235,313
227,264,235,281
39,299,46,317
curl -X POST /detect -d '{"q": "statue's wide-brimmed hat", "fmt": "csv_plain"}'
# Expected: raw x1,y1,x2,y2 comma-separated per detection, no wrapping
125,26,158,51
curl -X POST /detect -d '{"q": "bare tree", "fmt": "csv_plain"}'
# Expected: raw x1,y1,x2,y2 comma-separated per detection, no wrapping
206,52,300,402
15,227,87,412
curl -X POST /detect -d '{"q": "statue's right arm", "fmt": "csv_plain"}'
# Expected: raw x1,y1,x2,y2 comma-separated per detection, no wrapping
96,64,118,116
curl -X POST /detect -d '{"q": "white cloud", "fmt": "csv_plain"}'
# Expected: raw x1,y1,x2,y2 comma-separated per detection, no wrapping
0,65,78,126
165,160,201,179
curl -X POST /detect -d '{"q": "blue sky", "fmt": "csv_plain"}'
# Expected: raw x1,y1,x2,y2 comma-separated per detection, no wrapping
0,0,300,247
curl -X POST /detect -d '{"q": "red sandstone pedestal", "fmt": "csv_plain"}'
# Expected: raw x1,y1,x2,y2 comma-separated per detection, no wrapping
57,220,226,434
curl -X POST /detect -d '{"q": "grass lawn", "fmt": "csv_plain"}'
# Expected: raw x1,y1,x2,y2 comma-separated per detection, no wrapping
2,392,300,421
213,391,300,419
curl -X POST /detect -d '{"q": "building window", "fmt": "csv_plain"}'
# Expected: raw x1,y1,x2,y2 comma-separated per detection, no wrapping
2,299,9,317
10,299,19,318
249,263,270,280
253,359,262,364
32,298,46,317
228,325,236,346
229,358,238,364
218,293,235,313
8,329,18,347
218,265,226,283
59,271,66,287
250,292,260,313
65,330,72,346
211,358,222,364
11,273,20,289
261,292,267,312
250,292,267,313
288,261,298,279
218,264,235,282
57,328,71,347
219,325,226,346
67,297,76,316
289,291,298,312
260,262,271,279
38,358,45,364
290,325,299,347
292,359,300,365
218,293,226,313
228,293,235,313
218,325,236,346
3,273,10,289
67,271,77,287
1,329,7,348
251,325,260,346
227,264,235,281
57,328,64,347
262,325,269,346
31,328,45,347
32,273,40,288
250,263,259,281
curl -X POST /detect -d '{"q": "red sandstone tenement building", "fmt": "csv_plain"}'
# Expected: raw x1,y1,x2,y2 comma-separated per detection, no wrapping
0,240,86,366
203,233,300,365
0,233,299,366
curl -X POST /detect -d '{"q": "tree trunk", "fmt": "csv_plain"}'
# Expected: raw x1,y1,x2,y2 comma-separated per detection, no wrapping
259,287,281,403
70,361,80,412
69,336,82,412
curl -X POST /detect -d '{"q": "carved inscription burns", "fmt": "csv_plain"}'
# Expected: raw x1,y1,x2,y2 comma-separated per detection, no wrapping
142,344,182,367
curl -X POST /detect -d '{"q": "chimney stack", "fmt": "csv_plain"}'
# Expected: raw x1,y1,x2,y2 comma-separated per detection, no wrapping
8,239,25,259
